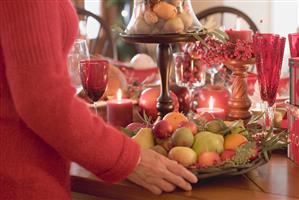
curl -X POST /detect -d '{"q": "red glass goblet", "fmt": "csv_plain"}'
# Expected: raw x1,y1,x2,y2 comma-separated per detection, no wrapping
288,33,299,58
80,59,109,114
253,33,286,130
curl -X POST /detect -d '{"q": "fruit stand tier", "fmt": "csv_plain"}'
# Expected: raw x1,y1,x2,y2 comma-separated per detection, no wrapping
120,33,200,44
120,33,203,117
71,152,299,200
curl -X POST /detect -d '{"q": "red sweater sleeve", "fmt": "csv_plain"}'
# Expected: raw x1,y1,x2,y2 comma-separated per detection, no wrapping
0,0,140,183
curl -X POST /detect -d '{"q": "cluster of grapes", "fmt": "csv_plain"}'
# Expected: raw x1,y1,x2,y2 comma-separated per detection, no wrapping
174,52,205,85
222,39,254,61
183,37,254,64
185,37,225,65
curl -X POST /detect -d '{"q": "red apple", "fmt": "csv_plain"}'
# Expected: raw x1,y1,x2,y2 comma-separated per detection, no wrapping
194,85,230,115
126,122,146,132
170,84,190,115
178,121,198,135
152,120,173,139
139,87,179,120
197,152,221,167
220,149,236,161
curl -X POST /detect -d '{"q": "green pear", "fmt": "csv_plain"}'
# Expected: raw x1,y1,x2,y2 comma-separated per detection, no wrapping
132,128,155,149
192,131,224,155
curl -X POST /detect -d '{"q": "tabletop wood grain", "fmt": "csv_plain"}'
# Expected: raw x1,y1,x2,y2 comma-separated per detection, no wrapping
71,153,299,200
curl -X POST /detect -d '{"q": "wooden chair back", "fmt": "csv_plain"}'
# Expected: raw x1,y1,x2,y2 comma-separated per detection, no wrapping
196,6,259,32
75,7,117,59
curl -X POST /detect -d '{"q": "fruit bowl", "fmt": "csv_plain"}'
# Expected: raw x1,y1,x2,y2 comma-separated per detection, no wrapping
122,112,288,179
189,151,270,179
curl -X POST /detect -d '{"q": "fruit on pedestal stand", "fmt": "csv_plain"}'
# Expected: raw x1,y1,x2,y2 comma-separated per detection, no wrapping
162,112,188,130
220,149,236,161
224,133,248,150
178,121,198,135
194,85,230,115
132,128,155,149
139,87,179,121
197,151,221,167
168,147,197,167
170,84,190,115
192,131,224,155
171,127,194,147
152,120,173,139
126,122,146,132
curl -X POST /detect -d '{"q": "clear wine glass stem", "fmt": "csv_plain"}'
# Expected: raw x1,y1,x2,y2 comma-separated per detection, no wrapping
267,105,275,131
93,102,98,115
210,72,215,85
261,101,275,133
188,87,194,111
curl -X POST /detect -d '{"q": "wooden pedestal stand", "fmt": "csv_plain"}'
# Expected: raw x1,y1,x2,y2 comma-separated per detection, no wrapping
121,33,202,117
224,59,255,120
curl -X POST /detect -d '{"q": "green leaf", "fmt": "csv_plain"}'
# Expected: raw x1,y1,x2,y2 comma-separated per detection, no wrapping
214,29,229,40
192,33,208,48
210,31,226,42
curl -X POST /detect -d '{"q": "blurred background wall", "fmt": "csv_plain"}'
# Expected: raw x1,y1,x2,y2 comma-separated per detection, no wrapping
72,0,299,73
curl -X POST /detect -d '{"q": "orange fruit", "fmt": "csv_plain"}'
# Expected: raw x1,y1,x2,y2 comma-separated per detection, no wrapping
163,112,188,130
224,133,248,150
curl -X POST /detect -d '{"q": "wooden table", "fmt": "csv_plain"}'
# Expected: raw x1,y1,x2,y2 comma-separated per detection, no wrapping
71,152,299,200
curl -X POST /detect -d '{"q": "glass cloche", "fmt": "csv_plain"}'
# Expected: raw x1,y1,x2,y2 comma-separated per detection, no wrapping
125,0,202,35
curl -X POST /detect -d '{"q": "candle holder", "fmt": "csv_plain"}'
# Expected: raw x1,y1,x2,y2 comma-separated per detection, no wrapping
121,34,202,117
224,58,255,120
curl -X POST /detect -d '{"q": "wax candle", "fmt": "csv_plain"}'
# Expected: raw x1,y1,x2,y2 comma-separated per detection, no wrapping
225,29,253,42
107,89,133,128
196,96,225,119
194,85,230,115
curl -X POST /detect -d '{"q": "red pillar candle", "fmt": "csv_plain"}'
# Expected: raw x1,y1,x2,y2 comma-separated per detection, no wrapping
196,96,225,119
225,29,253,42
107,89,133,128
194,85,230,116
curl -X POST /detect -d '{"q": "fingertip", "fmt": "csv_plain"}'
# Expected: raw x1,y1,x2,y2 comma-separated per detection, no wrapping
186,183,192,191
154,189,162,195
191,175,198,184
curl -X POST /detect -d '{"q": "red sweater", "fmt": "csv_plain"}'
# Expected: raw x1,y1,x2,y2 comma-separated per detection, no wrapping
0,1,140,199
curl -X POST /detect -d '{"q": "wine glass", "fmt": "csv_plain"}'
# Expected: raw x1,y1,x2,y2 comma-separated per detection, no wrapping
80,59,109,114
253,33,286,130
288,33,299,58
206,63,223,85
173,52,206,111
67,39,90,94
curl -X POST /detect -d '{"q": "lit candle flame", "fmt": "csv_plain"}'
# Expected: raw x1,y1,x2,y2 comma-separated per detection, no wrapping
116,89,122,102
208,96,214,111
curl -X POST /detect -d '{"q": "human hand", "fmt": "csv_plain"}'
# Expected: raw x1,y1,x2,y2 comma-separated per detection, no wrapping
127,149,198,195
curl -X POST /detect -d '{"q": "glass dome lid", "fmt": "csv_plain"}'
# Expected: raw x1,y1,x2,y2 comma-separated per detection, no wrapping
125,0,202,35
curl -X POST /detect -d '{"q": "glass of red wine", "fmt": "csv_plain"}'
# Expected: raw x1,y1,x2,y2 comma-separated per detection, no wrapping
253,33,285,130
80,59,109,114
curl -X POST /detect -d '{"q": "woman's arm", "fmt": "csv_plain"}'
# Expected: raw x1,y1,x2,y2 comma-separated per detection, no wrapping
0,0,140,183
